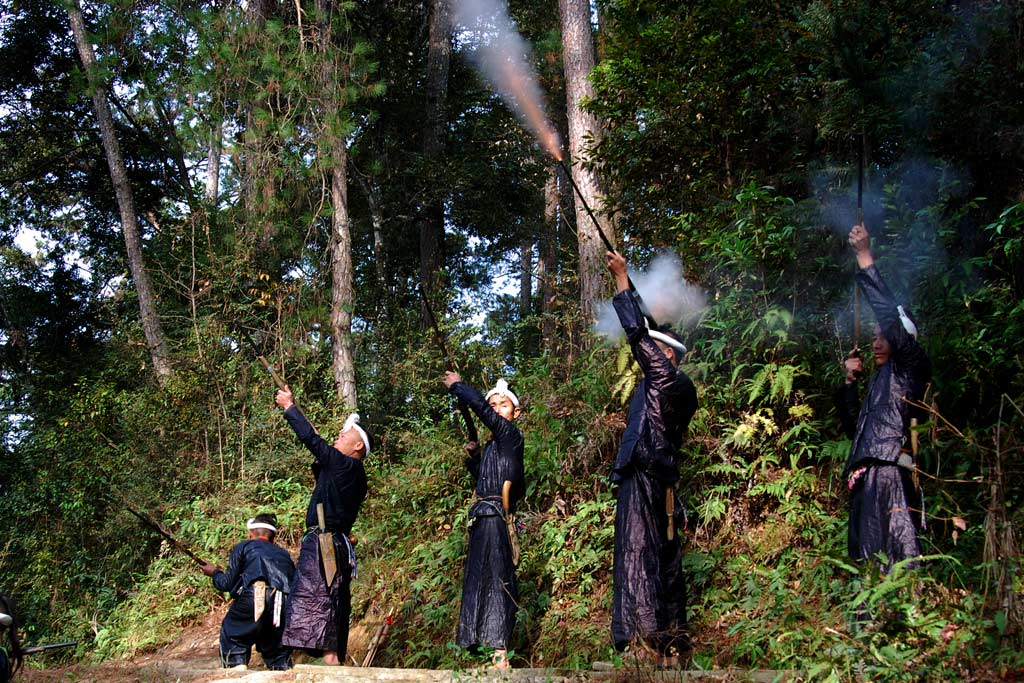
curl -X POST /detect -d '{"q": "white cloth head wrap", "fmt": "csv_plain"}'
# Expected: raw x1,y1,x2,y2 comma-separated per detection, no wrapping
247,518,277,534
648,329,687,356
485,378,519,407
0,612,12,627
897,305,918,338
343,413,371,455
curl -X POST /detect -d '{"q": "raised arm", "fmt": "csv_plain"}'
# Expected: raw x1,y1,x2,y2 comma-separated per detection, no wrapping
276,387,336,465
606,251,686,393
849,224,927,364
446,378,518,439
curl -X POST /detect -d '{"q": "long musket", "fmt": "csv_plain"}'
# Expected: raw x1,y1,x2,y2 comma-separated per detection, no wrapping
554,158,659,329
24,642,78,655
237,327,302,415
125,504,209,567
418,284,479,444
852,131,866,350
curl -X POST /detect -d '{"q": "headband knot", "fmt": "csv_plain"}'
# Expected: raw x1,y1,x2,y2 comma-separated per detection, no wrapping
485,378,520,407
342,412,371,455
897,305,918,339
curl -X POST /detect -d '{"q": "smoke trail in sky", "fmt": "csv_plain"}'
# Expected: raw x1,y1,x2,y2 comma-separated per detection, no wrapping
452,0,562,159
594,251,707,347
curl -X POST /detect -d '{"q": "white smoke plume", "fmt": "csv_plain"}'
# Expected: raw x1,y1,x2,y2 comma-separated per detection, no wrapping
452,0,562,158
594,251,707,347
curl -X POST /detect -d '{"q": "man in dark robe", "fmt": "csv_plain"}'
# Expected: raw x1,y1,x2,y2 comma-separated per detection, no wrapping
275,386,369,665
0,593,24,683
606,251,698,664
201,513,296,670
837,223,930,571
443,372,524,670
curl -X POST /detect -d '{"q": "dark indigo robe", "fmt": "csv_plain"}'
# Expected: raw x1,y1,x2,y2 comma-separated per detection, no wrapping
280,406,366,656
836,265,930,570
610,291,698,654
449,381,524,651
211,538,296,669
0,646,10,683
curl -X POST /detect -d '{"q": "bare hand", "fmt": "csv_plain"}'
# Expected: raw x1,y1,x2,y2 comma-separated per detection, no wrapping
844,350,863,383
848,223,870,250
444,371,461,389
201,563,218,577
848,224,874,269
464,441,480,459
275,386,294,410
605,251,630,292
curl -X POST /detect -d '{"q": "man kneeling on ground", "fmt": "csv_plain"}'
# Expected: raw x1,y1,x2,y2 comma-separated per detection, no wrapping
202,513,296,670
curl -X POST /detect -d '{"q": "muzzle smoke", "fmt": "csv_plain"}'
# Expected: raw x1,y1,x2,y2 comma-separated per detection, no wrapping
453,0,562,159
594,252,707,347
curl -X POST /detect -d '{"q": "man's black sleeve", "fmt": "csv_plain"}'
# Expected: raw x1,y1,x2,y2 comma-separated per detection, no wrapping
283,406,337,466
212,542,245,595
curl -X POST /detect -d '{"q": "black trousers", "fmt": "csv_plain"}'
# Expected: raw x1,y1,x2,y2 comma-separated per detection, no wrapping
220,586,291,670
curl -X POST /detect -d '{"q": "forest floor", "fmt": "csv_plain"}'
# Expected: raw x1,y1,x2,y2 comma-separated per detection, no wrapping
18,602,796,683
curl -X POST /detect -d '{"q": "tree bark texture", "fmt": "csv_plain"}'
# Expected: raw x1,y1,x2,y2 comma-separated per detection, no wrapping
419,0,451,310
206,121,222,203
67,0,173,382
558,0,612,323
318,0,358,409
329,141,358,410
539,164,559,346
520,240,533,318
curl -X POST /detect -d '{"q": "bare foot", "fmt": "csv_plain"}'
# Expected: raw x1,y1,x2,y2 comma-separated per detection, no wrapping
490,649,510,670
323,650,341,666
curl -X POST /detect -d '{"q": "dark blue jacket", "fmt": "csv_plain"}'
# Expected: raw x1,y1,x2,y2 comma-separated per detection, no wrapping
449,381,525,518
611,290,698,484
837,265,931,475
284,406,367,534
212,538,295,599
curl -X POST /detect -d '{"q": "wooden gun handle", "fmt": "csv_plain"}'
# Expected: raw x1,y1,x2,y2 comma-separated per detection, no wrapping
502,480,512,513
666,486,675,541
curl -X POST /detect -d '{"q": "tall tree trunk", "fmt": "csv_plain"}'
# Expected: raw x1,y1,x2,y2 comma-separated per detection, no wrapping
317,0,358,409
206,121,222,203
329,142,358,409
419,0,450,311
559,0,612,323
67,0,172,383
539,164,559,347
520,240,533,318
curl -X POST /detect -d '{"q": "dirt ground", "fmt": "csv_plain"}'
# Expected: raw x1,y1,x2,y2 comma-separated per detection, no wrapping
18,600,384,683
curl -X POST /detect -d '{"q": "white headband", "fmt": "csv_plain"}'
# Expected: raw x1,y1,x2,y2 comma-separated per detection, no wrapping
485,378,519,407
247,519,277,534
648,329,687,356
0,612,12,627
343,413,371,455
897,305,918,339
